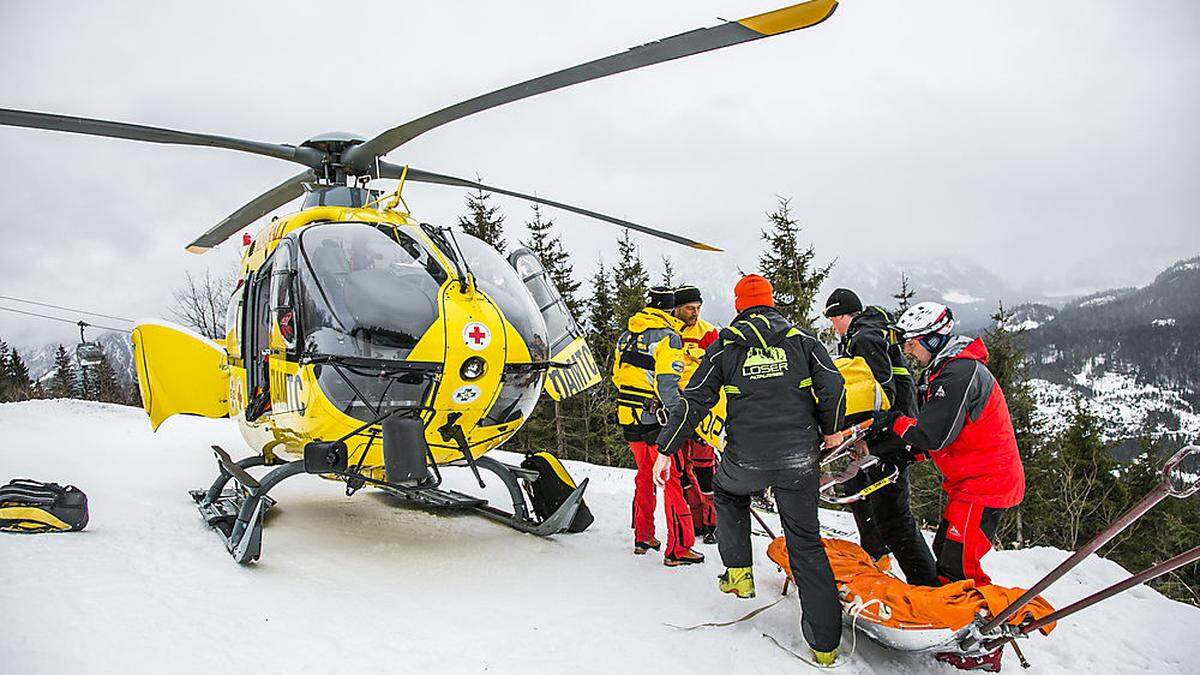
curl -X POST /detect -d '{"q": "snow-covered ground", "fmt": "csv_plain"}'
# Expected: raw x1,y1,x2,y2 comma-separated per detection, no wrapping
2,400,1198,674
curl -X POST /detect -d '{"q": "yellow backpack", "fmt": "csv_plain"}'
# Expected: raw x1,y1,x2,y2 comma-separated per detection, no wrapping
834,356,890,417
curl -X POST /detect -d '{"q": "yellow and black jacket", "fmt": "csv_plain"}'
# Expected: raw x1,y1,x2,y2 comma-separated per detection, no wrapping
679,316,720,387
611,307,686,435
657,306,846,471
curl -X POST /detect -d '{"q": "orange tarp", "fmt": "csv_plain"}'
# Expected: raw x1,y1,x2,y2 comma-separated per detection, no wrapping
767,537,1057,635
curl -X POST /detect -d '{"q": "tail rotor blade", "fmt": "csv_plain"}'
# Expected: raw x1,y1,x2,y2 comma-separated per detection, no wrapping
343,0,838,170
186,170,315,254
383,162,721,252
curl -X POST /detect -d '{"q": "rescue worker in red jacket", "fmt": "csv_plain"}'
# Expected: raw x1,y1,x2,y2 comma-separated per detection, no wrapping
672,285,720,544
870,301,1025,673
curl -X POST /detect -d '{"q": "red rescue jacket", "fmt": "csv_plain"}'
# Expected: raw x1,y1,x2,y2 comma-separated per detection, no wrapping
892,337,1025,508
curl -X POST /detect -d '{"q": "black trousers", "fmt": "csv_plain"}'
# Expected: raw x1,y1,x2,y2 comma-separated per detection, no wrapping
846,464,940,587
713,459,842,653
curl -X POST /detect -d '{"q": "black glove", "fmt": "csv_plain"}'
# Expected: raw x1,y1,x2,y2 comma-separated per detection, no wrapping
869,433,914,470
868,409,900,442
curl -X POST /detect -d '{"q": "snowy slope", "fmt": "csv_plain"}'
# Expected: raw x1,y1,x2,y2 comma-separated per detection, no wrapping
2,400,1198,674
1030,368,1200,444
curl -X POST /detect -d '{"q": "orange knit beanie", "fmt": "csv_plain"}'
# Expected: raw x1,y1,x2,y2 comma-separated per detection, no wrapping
734,274,774,313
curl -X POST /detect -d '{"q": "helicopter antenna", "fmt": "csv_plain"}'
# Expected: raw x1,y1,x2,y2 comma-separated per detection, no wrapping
361,165,412,215
388,164,412,213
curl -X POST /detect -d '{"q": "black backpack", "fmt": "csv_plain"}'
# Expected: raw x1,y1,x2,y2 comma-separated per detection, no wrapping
0,478,89,533
521,452,594,533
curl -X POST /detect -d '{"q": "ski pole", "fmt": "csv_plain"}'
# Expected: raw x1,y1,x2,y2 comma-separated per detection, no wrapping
984,544,1200,652
751,506,777,540
967,445,1199,648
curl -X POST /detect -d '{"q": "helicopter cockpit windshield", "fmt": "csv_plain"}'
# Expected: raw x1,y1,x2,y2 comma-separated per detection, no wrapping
298,223,447,361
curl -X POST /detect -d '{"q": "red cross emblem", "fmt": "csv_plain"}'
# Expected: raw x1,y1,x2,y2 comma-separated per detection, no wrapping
463,322,491,350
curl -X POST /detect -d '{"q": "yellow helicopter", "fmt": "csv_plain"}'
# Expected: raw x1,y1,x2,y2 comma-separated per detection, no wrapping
0,0,838,563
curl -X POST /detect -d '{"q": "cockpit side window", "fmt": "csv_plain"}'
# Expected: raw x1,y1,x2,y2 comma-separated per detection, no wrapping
508,247,581,356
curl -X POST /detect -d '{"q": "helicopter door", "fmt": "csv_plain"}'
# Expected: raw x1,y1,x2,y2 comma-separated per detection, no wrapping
243,255,275,421
131,321,231,431
507,247,601,401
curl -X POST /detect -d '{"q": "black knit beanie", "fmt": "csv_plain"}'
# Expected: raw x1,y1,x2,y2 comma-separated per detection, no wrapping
823,288,863,318
647,286,676,310
673,285,702,306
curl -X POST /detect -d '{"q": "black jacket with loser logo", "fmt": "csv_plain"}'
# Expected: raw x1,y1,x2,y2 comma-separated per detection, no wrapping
656,306,846,471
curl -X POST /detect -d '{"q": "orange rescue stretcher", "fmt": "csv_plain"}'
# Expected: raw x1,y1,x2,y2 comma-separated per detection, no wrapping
768,537,1055,653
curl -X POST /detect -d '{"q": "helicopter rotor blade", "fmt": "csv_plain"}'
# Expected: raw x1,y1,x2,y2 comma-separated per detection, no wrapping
186,170,316,254
0,108,326,168
382,162,721,252
344,0,837,172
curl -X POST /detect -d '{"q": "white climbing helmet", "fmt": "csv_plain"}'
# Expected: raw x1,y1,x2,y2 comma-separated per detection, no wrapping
895,301,954,341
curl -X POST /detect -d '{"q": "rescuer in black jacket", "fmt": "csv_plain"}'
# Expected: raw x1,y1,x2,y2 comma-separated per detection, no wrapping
654,275,846,664
824,289,938,586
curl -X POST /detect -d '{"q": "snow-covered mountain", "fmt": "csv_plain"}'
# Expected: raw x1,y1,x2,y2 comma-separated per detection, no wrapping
823,257,1045,329
2,400,1198,674
1008,256,1200,450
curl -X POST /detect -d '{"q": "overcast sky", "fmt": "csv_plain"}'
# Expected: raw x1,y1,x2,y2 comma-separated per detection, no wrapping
1,0,1197,347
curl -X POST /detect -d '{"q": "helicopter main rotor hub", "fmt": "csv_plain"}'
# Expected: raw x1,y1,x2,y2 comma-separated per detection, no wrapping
299,132,371,183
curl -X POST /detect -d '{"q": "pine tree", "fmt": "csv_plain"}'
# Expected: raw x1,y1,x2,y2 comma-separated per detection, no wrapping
49,344,80,399
613,231,650,330
893,272,916,314
660,255,677,287
757,197,833,329
1036,401,1124,549
0,339,12,402
457,183,507,253
981,303,1042,545
90,345,123,404
521,203,583,318
6,349,35,402
586,258,619,364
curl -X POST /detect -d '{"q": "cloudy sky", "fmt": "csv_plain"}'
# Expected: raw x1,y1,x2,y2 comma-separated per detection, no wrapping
1,0,1197,346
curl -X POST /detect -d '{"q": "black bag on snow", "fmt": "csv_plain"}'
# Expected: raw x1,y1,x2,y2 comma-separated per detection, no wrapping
521,452,594,533
0,478,89,533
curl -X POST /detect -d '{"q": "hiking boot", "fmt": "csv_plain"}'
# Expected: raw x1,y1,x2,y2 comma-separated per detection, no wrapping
664,548,705,567
810,648,839,668
935,648,1003,672
633,537,661,555
718,567,755,598
702,526,718,545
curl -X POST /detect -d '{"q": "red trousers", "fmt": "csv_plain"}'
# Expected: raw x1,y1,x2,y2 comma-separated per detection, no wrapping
933,499,1005,585
681,439,717,533
630,441,694,557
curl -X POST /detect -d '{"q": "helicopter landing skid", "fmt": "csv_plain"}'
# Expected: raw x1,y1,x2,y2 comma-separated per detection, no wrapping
382,456,589,538
189,448,588,565
189,447,306,565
